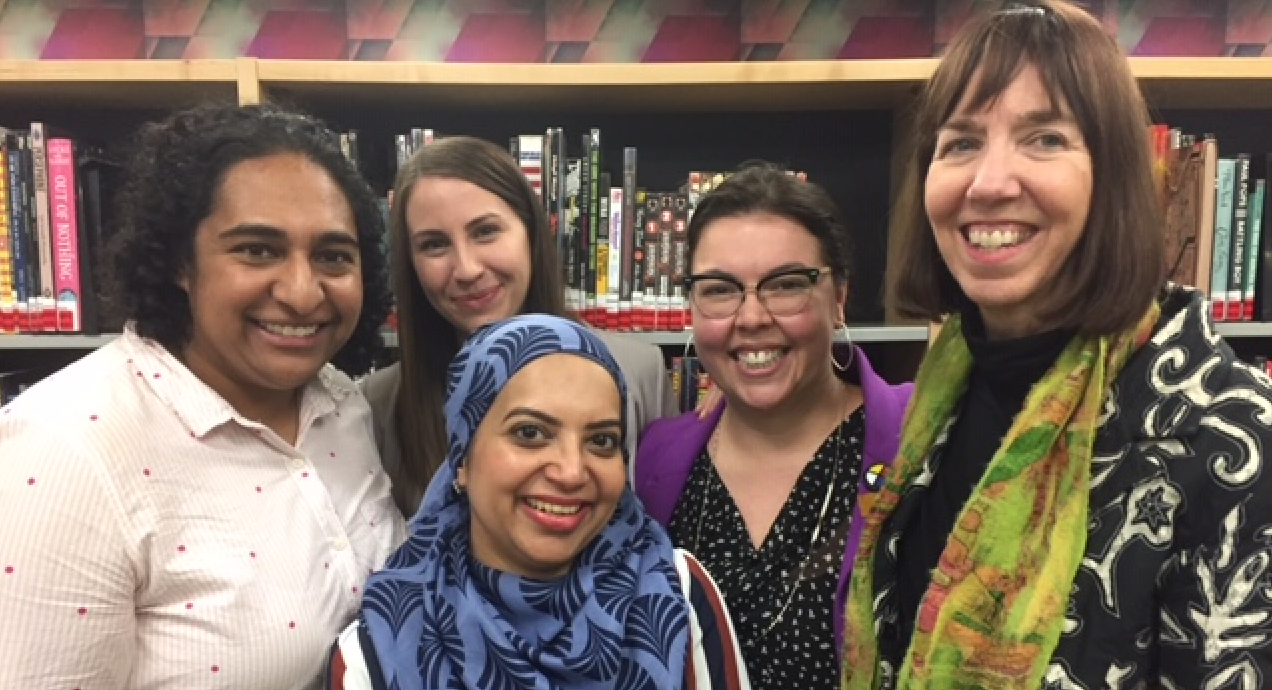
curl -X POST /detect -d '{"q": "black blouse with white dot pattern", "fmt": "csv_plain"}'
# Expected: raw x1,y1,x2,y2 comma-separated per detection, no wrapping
668,410,864,690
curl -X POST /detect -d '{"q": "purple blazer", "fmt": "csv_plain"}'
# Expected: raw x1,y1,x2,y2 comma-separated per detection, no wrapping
634,346,911,654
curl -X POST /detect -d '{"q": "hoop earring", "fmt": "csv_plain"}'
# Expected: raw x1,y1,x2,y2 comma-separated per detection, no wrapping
683,331,695,360
832,323,855,373
452,476,464,496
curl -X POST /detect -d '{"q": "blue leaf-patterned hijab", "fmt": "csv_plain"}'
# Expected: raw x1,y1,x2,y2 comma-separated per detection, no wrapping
360,314,690,690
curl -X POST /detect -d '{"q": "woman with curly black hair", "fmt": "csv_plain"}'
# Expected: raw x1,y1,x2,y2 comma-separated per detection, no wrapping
0,101,405,690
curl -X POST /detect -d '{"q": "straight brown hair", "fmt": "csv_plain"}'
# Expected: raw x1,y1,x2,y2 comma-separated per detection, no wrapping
389,136,567,513
887,0,1164,334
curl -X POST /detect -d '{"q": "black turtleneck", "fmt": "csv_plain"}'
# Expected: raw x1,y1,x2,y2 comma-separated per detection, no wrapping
892,310,1074,647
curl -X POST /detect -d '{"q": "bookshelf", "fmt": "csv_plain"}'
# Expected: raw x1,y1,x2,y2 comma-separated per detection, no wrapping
6,57,1272,383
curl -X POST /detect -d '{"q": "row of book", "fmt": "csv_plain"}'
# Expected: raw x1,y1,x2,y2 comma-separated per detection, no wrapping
1156,125,1272,322
0,124,118,334
512,128,804,333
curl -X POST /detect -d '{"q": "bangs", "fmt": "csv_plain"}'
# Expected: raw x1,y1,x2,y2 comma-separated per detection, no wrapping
925,4,1078,138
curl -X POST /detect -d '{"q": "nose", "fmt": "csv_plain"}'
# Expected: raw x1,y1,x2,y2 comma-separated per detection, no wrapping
734,287,774,328
273,256,325,314
965,140,1022,201
544,443,587,489
452,242,484,282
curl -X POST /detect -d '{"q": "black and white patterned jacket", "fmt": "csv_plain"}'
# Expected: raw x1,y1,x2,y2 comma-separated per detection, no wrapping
870,284,1272,690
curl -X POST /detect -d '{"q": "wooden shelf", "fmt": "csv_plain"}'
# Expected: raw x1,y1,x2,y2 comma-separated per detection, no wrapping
256,59,934,112
0,59,240,109
1133,58,1272,109
0,57,1267,112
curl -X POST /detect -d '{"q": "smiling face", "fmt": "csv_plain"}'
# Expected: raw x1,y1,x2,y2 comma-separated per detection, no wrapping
406,176,532,337
689,211,846,414
925,61,1093,339
177,152,361,416
457,353,627,580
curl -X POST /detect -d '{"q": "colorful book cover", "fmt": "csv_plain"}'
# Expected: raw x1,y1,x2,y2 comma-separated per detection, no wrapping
47,137,81,332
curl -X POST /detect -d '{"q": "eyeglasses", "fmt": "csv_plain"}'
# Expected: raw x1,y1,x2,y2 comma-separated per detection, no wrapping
684,266,832,319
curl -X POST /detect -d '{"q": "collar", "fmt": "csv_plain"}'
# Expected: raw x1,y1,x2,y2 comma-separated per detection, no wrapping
120,324,355,439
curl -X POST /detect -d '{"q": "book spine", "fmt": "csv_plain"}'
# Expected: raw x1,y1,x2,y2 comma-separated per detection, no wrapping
1210,157,1235,322
552,129,568,303
577,140,592,322
640,192,659,330
671,192,689,331
18,134,40,331
631,189,648,330
586,129,601,325
1226,153,1250,321
29,124,55,332
47,137,80,332
7,135,29,332
73,144,101,335
608,185,623,330
1243,178,1264,321
657,193,674,331
0,133,12,334
517,134,543,198
596,170,611,328
619,148,637,330
1193,136,1219,298
564,158,581,314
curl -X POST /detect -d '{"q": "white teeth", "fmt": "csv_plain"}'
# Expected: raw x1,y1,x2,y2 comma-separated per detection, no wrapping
738,350,782,367
967,227,1029,250
527,498,582,515
261,323,319,337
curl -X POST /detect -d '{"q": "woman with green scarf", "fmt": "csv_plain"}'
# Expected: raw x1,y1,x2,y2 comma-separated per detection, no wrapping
842,1,1272,689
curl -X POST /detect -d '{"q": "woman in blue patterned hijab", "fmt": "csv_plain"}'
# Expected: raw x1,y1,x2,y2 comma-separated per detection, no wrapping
328,314,749,690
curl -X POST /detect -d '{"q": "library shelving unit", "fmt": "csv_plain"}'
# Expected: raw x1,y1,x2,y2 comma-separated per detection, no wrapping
6,56,1272,382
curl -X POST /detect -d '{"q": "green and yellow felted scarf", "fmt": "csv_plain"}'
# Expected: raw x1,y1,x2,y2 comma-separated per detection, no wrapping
842,303,1159,690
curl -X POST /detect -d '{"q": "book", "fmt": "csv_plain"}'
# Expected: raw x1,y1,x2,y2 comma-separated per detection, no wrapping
1243,178,1264,321
46,137,81,332
1210,157,1236,321
1226,154,1251,321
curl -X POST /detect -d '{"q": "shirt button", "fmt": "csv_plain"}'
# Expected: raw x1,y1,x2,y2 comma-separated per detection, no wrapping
333,537,349,551
289,458,305,471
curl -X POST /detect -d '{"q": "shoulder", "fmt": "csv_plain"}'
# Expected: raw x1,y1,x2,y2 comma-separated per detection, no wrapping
639,410,712,456
852,346,913,409
3,340,153,454
1100,286,1272,526
358,363,401,417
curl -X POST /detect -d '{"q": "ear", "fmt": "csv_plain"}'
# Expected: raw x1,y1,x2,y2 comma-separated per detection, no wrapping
834,280,849,322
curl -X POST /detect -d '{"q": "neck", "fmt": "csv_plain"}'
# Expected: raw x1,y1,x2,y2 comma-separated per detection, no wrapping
720,367,856,456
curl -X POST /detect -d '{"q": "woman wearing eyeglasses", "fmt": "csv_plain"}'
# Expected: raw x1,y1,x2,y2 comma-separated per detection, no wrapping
634,162,912,690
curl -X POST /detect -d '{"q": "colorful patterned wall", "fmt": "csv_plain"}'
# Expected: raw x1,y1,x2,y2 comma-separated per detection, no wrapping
0,0,1263,61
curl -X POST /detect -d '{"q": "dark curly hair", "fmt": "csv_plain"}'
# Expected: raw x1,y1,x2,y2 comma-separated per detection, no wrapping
105,101,391,375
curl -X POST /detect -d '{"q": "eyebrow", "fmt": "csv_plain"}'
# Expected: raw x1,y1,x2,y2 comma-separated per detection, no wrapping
503,407,621,430
692,262,816,279
412,212,502,238
219,223,359,248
